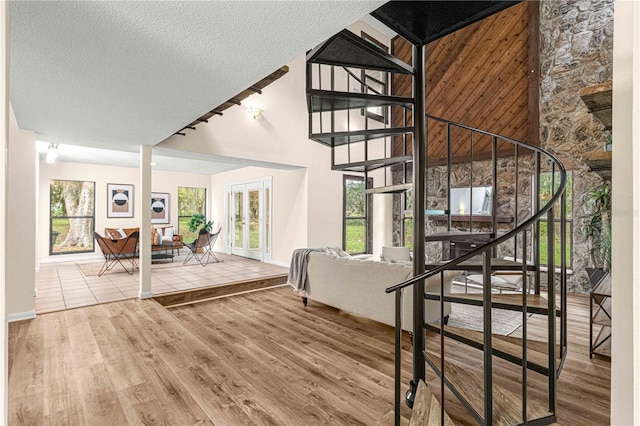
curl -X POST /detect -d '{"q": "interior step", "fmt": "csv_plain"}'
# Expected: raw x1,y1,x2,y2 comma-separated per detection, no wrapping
307,89,413,113
310,127,414,147
307,29,413,75
423,292,559,316
424,323,559,376
153,275,288,307
333,156,413,173
409,380,456,426
365,183,412,195
424,353,554,426
427,258,536,272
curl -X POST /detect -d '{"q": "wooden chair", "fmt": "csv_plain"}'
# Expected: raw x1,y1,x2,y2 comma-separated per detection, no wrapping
183,228,222,266
94,231,139,276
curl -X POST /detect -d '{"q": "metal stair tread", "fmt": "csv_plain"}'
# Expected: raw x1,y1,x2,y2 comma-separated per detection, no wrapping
423,292,558,315
307,29,414,74
425,231,495,241
424,323,556,375
332,156,413,172
426,258,536,271
409,380,456,426
307,89,413,113
365,183,412,194
425,352,552,426
310,127,414,147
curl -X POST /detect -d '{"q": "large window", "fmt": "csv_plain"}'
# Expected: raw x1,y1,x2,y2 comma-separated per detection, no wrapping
50,180,95,255
538,171,573,267
178,187,207,243
403,190,413,251
343,175,372,254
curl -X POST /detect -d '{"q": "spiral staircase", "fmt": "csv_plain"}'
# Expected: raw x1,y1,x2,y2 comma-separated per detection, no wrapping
306,24,568,426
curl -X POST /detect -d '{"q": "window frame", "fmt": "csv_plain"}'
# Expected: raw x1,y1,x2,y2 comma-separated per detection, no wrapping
49,179,96,256
342,175,373,255
537,171,573,268
177,186,207,242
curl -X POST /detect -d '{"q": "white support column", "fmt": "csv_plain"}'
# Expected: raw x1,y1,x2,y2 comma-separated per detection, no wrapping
611,1,640,424
139,145,152,299
1,2,8,422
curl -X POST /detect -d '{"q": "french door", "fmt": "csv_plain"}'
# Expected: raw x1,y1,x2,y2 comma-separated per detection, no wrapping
225,177,272,261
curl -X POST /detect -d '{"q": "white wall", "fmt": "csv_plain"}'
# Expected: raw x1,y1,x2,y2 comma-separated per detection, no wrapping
158,21,395,261
210,166,308,265
1,4,8,422
37,160,211,262
6,106,36,320
611,0,640,423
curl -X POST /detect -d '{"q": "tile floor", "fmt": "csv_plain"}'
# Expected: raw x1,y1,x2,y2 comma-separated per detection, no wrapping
34,252,289,314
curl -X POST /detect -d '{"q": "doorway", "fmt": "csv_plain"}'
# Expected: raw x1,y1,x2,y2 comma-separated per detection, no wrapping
225,177,272,261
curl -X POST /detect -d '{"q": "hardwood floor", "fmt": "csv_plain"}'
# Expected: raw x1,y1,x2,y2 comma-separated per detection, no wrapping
8,287,609,425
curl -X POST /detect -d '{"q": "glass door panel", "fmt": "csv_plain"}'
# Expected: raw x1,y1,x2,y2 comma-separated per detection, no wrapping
248,189,261,253
233,190,244,253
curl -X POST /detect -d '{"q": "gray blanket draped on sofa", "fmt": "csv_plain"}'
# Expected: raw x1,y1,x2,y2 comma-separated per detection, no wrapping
287,248,324,291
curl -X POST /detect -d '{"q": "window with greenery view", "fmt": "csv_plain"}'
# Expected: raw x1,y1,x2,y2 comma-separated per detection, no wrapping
178,187,206,243
403,189,413,251
538,171,573,267
343,175,372,254
50,180,95,255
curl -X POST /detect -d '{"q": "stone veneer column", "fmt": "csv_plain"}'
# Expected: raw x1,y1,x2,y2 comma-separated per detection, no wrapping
539,0,614,293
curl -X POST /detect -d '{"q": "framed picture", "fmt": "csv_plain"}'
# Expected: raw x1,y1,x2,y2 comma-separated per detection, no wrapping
151,192,170,224
107,183,134,218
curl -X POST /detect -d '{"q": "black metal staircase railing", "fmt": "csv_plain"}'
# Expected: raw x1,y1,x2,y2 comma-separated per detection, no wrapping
305,29,567,426
386,116,568,426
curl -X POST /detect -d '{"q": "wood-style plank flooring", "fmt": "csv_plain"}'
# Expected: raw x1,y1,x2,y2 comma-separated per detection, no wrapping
9,287,609,425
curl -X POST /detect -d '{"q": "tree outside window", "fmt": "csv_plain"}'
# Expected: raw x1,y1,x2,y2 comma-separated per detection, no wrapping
343,176,372,254
178,187,206,242
50,180,95,255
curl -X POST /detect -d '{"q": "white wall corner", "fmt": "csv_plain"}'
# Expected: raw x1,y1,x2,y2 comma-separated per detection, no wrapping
7,310,36,323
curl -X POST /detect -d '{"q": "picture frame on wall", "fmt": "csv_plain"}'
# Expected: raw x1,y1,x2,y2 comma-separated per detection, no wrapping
107,183,134,218
151,192,170,224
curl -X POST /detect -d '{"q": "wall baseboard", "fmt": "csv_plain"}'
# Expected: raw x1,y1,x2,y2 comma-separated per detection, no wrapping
139,291,153,300
8,310,36,323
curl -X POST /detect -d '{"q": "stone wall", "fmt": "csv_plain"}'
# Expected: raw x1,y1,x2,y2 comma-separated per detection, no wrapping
390,0,614,294
539,0,613,293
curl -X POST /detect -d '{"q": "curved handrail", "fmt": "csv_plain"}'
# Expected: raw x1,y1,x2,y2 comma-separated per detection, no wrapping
385,114,566,294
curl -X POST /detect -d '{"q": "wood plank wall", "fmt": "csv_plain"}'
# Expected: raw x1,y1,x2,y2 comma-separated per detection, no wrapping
392,2,537,163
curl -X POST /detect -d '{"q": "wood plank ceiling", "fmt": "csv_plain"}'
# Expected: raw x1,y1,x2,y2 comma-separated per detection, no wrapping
392,2,535,164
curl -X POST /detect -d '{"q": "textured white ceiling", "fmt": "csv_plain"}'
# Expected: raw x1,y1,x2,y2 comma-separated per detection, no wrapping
10,1,384,152
36,142,301,175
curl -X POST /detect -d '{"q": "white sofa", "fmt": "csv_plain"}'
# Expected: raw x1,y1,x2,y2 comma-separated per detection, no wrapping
303,252,457,331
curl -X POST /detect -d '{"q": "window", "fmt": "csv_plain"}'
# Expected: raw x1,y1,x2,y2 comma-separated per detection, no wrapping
50,180,95,255
403,190,413,251
343,175,372,254
538,171,573,267
178,187,207,243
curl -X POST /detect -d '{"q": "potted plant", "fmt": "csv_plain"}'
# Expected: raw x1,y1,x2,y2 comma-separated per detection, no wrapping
604,134,613,152
582,181,612,273
188,213,213,233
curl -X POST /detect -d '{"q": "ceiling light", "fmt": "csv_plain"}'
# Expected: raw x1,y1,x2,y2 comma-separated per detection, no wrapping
248,106,263,120
45,144,58,164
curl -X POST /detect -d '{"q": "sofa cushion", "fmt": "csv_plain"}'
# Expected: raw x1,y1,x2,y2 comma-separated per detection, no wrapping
162,227,175,242
326,246,350,257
